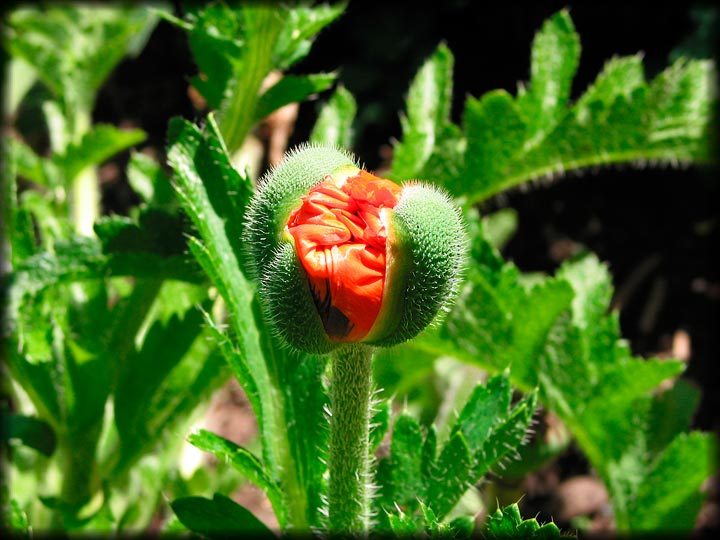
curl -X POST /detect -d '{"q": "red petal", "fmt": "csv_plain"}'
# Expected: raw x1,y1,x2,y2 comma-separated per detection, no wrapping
287,170,401,341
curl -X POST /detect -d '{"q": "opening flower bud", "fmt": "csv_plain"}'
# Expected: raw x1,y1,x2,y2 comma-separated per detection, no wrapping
245,145,466,354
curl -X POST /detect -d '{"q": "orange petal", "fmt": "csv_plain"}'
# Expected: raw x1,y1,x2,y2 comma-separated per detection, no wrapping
286,170,401,341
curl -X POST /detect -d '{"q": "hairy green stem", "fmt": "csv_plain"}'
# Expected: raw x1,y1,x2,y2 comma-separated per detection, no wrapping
328,343,374,535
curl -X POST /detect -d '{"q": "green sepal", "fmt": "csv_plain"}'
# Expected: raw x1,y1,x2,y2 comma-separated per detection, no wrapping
260,241,337,353
366,183,467,346
244,144,358,278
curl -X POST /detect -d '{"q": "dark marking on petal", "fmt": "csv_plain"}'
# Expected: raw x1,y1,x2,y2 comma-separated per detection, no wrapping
309,278,353,339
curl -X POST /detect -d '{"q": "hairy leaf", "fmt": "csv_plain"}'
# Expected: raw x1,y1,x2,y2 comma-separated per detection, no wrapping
486,502,567,539
390,11,714,205
391,43,455,180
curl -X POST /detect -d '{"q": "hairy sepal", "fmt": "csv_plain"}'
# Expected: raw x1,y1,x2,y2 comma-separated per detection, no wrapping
261,242,338,354
366,183,467,346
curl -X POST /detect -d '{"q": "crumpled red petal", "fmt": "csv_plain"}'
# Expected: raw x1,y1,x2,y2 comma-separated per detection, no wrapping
286,170,402,341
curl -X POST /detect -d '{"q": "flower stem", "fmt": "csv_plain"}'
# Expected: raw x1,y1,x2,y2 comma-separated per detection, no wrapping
328,343,374,535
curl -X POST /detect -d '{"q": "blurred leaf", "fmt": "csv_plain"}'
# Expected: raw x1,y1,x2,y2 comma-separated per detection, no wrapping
8,137,47,186
390,43,454,180
5,497,30,535
188,429,285,524
165,2,342,152
254,73,336,122
646,378,701,457
309,85,357,148
171,493,275,539
4,236,204,332
94,207,187,258
273,2,345,70
1,412,57,456
54,124,146,183
482,208,518,251
629,432,718,532
486,502,566,539
5,5,159,110
3,56,37,116
126,152,177,208
111,304,227,476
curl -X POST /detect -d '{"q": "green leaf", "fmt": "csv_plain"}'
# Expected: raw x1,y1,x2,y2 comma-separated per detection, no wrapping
171,493,275,538
389,11,714,205
1,413,57,456
486,56,715,202
574,54,645,119
111,305,227,476
427,431,473,518
369,399,391,453
254,73,336,122
188,429,285,524
309,85,357,148
386,508,418,536
646,378,701,457
389,414,425,509
458,90,526,199
126,152,176,208
422,373,537,520
273,2,346,70
254,312,330,529
486,502,567,539
94,208,187,258
629,432,718,532
451,373,511,451
6,5,159,107
516,9,580,144
391,43,454,180
167,115,304,529
482,208,518,251
54,124,146,183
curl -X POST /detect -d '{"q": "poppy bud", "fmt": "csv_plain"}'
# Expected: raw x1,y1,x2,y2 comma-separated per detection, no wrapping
245,144,466,353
